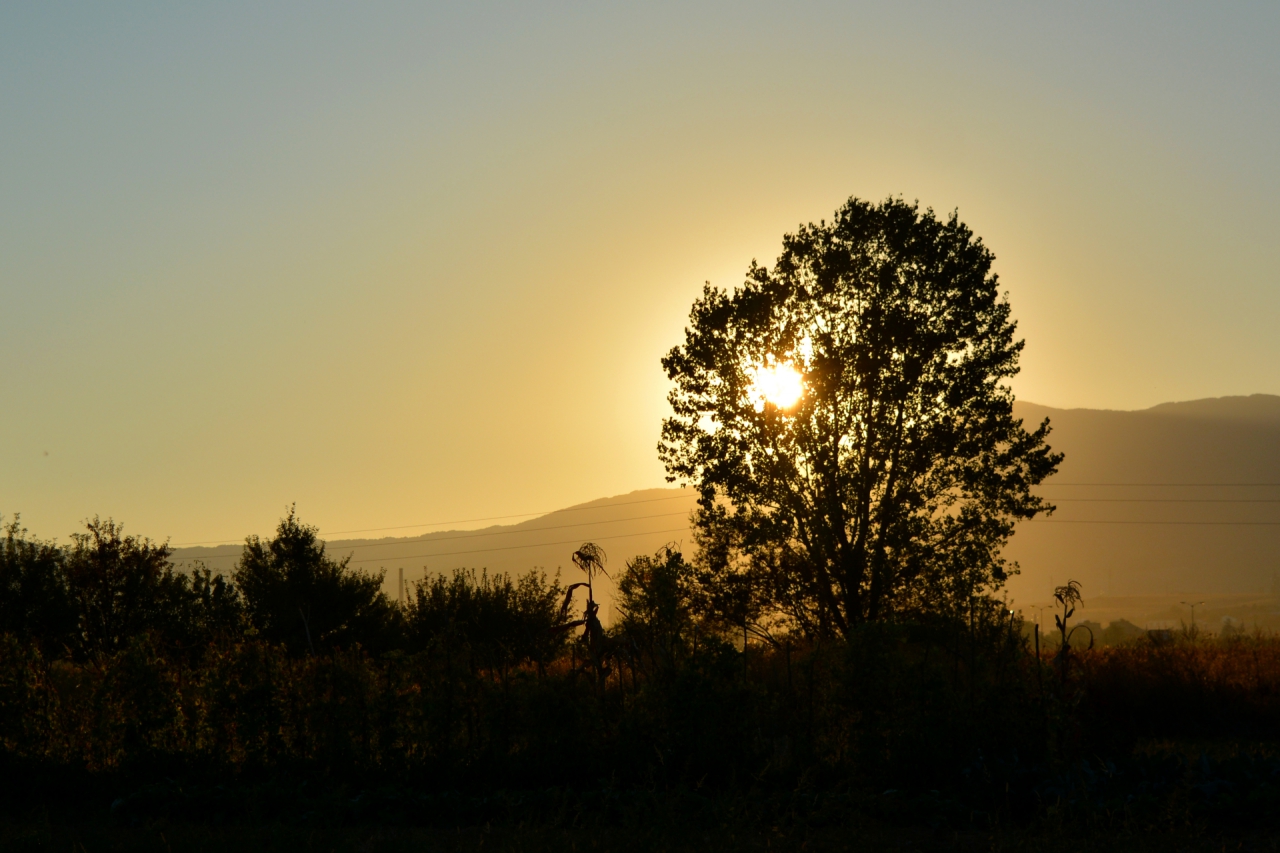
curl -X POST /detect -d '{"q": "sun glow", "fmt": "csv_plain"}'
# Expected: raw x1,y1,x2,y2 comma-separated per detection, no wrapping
748,362,804,411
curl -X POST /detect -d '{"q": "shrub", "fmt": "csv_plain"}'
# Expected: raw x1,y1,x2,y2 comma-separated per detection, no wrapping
63,517,239,659
234,508,399,655
613,546,699,678
405,568,565,675
0,517,76,655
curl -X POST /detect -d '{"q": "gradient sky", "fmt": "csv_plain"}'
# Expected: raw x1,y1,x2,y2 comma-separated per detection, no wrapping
3,2,1278,545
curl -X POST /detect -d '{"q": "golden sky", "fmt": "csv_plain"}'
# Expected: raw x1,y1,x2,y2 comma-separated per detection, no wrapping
2,3,1278,545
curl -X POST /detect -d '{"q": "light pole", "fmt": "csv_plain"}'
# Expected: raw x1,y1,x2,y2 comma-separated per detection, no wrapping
1181,600,1205,633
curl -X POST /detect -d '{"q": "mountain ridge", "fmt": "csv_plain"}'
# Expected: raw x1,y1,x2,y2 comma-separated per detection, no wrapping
1019,393,1280,423
171,394,1280,609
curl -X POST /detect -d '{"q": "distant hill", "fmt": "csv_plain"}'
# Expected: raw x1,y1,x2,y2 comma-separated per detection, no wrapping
174,395,1280,617
172,488,700,619
1005,394,1280,604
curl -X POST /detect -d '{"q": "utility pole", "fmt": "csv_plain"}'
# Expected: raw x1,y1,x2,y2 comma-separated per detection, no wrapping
1181,600,1205,633
398,567,404,607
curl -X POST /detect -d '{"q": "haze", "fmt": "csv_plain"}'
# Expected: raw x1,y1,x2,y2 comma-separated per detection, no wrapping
3,3,1279,546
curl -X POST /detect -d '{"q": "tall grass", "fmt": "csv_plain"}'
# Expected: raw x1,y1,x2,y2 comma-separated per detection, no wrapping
4,622,1280,832
4,520,1280,831
1076,632,1280,750
0,608,1048,793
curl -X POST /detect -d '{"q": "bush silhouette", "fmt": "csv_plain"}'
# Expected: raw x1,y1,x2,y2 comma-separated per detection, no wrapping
63,517,231,658
234,508,397,655
0,516,76,655
613,546,699,678
405,567,565,674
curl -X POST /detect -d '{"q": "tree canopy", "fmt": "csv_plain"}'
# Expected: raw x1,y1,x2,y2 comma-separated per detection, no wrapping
660,197,1061,638
234,508,397,655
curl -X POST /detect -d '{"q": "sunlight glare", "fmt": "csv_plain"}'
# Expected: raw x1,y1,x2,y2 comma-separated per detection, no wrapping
748,362,804,411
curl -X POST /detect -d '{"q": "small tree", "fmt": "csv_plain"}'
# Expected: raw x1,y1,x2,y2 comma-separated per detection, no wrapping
0,515,77,654
59,517,242,659
63,517,191,657
234,507,397,655
165,563,245,650
614,546,697,677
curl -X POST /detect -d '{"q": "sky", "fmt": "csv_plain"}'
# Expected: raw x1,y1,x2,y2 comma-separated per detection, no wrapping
2,2,1278,545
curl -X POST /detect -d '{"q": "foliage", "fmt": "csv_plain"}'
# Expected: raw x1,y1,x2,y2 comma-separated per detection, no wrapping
2,516,243,662
0,517,76,655
404,567,566,673
7,517,1280,835
1078,632,1280,748
660,197,1061,637
559,543,610,682
3,578,1280,836
0,604,1046,790
61,517,183,657
63,517,246,659
613,546,699,677
169,564,246,650
233,508,398,656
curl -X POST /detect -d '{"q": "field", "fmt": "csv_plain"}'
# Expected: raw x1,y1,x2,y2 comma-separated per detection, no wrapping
5,620,1280,851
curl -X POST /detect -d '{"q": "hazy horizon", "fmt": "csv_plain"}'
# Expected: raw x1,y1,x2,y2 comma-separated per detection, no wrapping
8,392,1279,549
154,393,1280,628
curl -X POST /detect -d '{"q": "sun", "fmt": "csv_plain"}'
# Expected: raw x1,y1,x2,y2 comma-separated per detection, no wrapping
748,361,804,411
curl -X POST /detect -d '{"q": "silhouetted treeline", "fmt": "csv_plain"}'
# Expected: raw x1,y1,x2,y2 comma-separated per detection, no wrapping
4,512,1280,833
0,511,568,665
2,516,242,661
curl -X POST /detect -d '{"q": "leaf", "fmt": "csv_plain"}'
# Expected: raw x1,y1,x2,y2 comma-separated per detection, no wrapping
559,582,590,618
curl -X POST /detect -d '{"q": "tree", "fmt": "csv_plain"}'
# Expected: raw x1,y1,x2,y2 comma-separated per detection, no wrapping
234,507,398,655
0,515,77,654
63,517,193,657
613,546,698,677
59,517,240,658
660,197,1061,638
164,563,245,650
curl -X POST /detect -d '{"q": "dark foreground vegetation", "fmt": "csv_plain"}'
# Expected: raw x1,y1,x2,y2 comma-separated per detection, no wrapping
4,515,1280,851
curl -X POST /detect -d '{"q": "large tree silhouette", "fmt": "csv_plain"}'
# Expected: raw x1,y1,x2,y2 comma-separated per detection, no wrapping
660,197,1061,638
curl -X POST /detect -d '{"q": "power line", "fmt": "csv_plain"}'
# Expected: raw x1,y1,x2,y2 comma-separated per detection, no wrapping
168,486,1280,556
167,504,691,558
350,526,693,563
168,486,1280,547
170,492,699,548
322,510,692,552
1029,520,1280,526
1047,498,1280,503
1038,482,1280,487
172,512,1279,571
